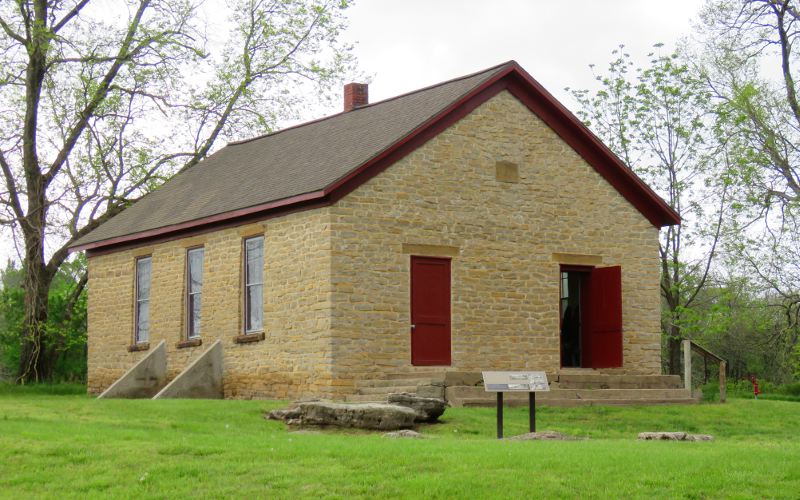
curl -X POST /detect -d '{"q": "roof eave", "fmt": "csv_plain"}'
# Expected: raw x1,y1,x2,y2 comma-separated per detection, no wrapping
71,61,679,255
69,190,328,254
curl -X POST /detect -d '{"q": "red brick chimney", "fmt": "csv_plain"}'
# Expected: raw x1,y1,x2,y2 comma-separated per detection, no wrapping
343,83,368,112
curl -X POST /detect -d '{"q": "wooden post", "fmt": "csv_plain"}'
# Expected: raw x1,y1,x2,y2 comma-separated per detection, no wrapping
719,360,727,403
683,339,692,391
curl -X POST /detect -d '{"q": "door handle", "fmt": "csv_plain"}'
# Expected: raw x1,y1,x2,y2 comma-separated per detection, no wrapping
411,324,416,330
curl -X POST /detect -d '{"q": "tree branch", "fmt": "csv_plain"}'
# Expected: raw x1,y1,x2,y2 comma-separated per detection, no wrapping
52,0,92,33
43,0,151,187
0,149,24,220
0,15,26,43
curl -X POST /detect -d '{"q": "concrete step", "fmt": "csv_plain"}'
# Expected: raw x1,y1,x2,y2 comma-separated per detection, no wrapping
446,386,691,401
385,371,447,381
555,374,682,389
457,397,698,408
446,386,694,408
361,378,442,388
342,394,388,403
356,385,418,395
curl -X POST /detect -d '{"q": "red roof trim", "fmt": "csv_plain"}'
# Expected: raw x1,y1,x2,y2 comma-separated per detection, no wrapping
324,62,678,227
72,190,326,253
75,62,679,255
503,64,680,227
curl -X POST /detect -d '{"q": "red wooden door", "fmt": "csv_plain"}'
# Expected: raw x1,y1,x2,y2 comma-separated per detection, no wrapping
585,266,623,368
410,256,451,365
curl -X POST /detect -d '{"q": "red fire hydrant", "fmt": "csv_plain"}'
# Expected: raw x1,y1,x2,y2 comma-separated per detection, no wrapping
750,376,760,399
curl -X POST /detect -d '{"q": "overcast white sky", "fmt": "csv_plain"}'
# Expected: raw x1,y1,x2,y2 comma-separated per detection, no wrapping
4,0,708,265
340,0,705,110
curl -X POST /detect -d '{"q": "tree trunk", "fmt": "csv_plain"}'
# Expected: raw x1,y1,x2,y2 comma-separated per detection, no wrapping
18,260,54,383
667,324,682,375
17,179,55,382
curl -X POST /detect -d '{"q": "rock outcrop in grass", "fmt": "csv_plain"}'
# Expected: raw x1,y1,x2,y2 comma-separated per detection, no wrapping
267,402,418,430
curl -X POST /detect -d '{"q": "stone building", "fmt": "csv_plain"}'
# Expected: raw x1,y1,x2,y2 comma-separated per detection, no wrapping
72,61,683,402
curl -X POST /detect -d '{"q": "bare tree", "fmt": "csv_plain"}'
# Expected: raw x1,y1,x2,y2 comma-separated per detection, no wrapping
570,46,729,374
698,0,800,351
0,0,354,382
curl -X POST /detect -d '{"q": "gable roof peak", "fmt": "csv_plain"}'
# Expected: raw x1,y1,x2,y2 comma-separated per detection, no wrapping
71,60,678,254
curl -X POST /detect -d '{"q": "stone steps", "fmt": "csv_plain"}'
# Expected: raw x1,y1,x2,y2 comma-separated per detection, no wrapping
554,374,683,389
351,372,447,400
342,371,693,408
356,385,419,396
447,386,692,400
364,378,443,388
384,371,447,381
457,397,698,408
343,394,391,403
446,386,694,408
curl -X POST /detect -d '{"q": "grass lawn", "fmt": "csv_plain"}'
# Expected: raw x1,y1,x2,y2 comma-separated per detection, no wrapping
1,386,798,499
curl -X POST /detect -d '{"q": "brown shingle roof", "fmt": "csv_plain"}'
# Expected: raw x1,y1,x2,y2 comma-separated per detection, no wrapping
73,62,512,249
73,60,680,253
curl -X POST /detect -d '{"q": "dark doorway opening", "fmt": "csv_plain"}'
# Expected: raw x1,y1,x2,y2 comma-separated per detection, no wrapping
560,269,588,368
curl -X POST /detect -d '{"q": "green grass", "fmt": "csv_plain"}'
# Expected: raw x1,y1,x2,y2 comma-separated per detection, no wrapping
1,386,798,499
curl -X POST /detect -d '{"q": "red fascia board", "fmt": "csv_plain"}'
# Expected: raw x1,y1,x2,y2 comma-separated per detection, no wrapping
71,190,327,254
325,63,679,227
325,77,514,203
503,64,680,227
84,198,331,258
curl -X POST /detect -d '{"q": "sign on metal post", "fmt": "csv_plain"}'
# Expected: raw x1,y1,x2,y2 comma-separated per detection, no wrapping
482,371,550,439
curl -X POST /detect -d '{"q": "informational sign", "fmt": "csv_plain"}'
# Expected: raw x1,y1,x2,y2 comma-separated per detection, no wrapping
482,371,550,392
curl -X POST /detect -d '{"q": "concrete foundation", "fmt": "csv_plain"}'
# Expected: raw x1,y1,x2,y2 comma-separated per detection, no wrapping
97,340,167,399
153,340,223,399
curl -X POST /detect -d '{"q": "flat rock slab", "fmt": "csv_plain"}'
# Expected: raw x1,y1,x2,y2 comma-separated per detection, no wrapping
267,402,417,431
638,432,714,441
508,431,585,441
383,430,424,439
388,392,447,423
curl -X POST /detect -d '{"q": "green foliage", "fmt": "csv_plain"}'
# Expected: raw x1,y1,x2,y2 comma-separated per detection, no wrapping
702,380,800,402
680,276,797,383
0,383,86,396
0,0,357,382
695,0,800,384
0,259,87,382
570,45,727,374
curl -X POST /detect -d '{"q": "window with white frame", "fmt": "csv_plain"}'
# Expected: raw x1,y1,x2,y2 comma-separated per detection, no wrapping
244,236,264,333
186,247,204,339
134,256,152,343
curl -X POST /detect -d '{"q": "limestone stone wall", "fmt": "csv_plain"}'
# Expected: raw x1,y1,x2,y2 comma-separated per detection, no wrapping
328,90,662,394
87,89,663,400
87,208,333,399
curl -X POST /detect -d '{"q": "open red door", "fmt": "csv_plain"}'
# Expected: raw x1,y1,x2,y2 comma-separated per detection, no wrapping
585,266,623,368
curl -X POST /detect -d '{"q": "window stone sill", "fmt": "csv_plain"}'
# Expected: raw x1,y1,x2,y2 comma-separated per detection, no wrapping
176,338,202,349
128,342,150,352
235,332,265,344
